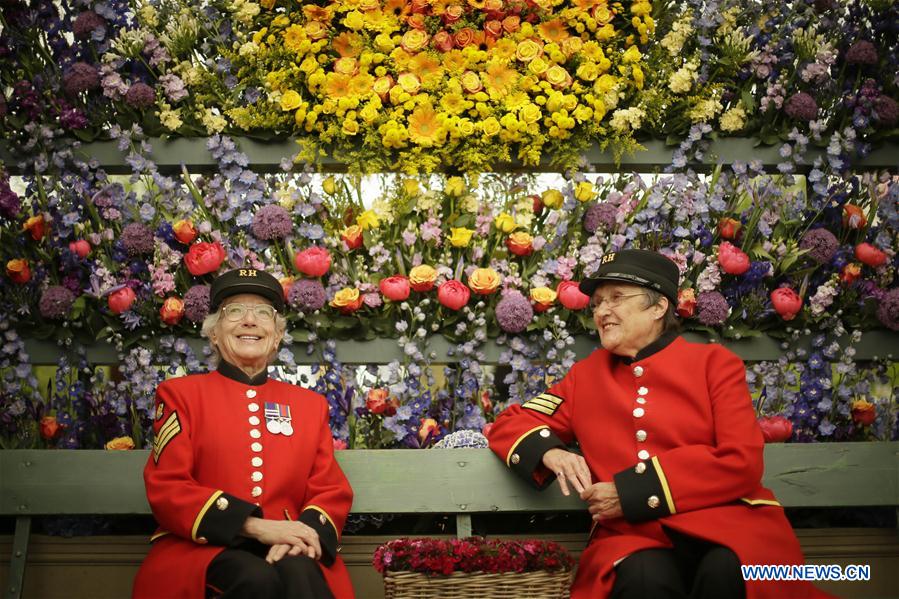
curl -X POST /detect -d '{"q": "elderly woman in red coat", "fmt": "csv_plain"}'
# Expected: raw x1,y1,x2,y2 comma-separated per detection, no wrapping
488,249,829,599
133,269,354,599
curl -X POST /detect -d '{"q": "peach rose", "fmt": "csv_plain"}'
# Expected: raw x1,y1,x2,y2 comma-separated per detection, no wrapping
105,436,135,450
330,287,363,313
409,264,438,291
468,267,501,295
160,297,185,325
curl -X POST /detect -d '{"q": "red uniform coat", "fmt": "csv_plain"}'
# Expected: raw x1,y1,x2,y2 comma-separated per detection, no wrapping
488,334,829,599
132,365,354,599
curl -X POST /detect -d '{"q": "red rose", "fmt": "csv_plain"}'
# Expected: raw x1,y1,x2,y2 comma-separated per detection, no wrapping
531,194,544,216
437,280,471,311
506,232,533,256
108,287,137,314
173,219,198,244
718,241,751,275
418,417,440,444
770,287,803,321
855,242,887,267
842,204,867,229
480,391,493,413
279,277,294,302
432,30,455,52
23,215,46,241
366,388,397,416
40,415,62,440
556,281,590,310
379,275,411,301
676,288,697,318
840,262,862,284
717,217,741,240
294,246,332,277
333,438,348,450
6,259,31,284
850,399,875,426
184,241,226,276
160,296,185,325
69,239,91,258
758,415,792,443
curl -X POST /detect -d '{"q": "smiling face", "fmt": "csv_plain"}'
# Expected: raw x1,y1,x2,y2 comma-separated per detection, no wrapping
591,282,668,357
210,293,283,374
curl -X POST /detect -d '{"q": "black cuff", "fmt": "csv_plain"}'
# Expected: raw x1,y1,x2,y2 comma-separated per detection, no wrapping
299,508,339,566
508,427,566,490
613,460,673,523
196,492,261,546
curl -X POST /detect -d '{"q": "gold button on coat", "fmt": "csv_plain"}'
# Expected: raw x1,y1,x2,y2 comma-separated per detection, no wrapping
248,403,259,412
215,497,229,511
637,449,650,460
319,514,328,525
251,486,262,497
636,430,647,442
648,495,660,509
633,407,645,418
633,366,644,377
511,453,520,465
246,390,257,398
539,428,551,438
635,462,647,474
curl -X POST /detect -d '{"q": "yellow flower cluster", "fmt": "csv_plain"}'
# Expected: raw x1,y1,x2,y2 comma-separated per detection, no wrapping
222,0,654,172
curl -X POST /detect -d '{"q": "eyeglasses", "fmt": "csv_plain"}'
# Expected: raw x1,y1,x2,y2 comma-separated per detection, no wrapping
590,292,647,312
220,303,277,322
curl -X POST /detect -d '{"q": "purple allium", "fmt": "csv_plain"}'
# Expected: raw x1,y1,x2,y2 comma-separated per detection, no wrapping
799,228,839,264
0,179,20,218
121,222,155,255
696,291,730,326
873,96,898,126
289,279,326,312
784,92,818,121
495,290,534,333
62,62,100,95
251,205,293,240
183,285,211,323
124,82,156,109
60,106,88,129
39,286,76,319
845,40,878,65
876,287,899,331
583,203,617,233
72,10,106,39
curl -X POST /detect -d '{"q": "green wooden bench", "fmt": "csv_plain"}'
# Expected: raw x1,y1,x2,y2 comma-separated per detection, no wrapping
2,444,897,599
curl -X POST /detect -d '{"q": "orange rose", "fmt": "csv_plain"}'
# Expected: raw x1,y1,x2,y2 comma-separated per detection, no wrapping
506,231,534,256
502,15,520,33
432,30,455,52
40,415,61,440
842,204,867,229
341,225,364,250
330,287,363,313
840,263,862,284
173,219,198,244
442,4,464,24
160,297,185,325
418,417,440,444
484,19,503,38
468,267,501,295
409,264,438,292
108,287,137,314
6,259,31,284
677,288,697,318
23,214,46,240
454,27,479,48
105,436,135,450
373,75,394,101
717,217,741,240
850,399,875,426
279,277,294,302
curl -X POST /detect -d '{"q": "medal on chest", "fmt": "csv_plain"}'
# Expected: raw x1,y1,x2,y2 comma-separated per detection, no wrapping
264,401,294,436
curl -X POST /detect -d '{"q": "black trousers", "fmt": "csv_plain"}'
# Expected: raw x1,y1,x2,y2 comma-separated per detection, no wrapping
205,540,334,599
610,528,746,599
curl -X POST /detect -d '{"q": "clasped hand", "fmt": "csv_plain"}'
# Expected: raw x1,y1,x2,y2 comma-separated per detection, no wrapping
241,516,322,563
542,448,623,520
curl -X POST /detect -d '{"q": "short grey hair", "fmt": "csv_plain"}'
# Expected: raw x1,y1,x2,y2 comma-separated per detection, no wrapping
641,289,681,334
201,307,288,367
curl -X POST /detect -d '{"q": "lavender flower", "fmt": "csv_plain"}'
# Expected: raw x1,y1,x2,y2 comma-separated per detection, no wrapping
251,205,292,240
121,223,155,255
874,96,898,126
876,288,899,331
72,10,106,39
799,228,839,263
63,62,100,95
495,291,534,333
845,41,878,65
159,74,188,103
784,92,818,121
183,285,211,323
583,203,617,233
289,279,326,311
39,286,76,319
696,291,729,326
124,83,156,109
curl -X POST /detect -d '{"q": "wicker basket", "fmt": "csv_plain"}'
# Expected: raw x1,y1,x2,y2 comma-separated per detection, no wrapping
383,569,572,599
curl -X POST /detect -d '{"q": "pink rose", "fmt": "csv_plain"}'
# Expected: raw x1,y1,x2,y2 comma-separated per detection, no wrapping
718,241,751,275
379,275,411,301
437,280,471,311
758,415,793,443
556,281,590,310
108,287,137,314
69,239,91,258
294,246,332,277
676,288,696,318
184,241,226,276
770,287,803,321
854,242,887,267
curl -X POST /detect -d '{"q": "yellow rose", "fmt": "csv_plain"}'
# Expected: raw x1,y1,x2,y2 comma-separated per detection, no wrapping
527,56,548,75
342,118,360,136
574,181,597,202
448,227,475,247
457,118,475,136
409,264,438,291
401,29,429,52
343,10,364,30
595,74,618,94
460,70,483,94
481,117,501,136
280,90,302,111
541,189,564,209
331,287,361,308
105,436,135,450
545,65,571,88
494,212,517,233
397,72,421,94
515,39,542,62
576,62,600,82
468,267,501,295
445,176,466,197
322,176,337,195
519,103,542,124
357,210,380,230
530,286,557,305
403,179,420,196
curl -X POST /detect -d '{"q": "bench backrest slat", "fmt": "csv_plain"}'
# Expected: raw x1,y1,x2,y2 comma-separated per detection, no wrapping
1,444,896,516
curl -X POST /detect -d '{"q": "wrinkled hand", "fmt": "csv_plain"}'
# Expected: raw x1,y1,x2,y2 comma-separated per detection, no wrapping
542,448,592,496
241,517,321,560
580,482,623,521
265,542,317,564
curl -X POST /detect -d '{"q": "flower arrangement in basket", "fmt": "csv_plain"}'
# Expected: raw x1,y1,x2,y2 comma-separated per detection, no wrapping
373,537,574,599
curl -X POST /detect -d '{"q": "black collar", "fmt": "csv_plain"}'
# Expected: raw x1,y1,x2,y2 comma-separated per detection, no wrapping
619,330,680,364
217,359,268,386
